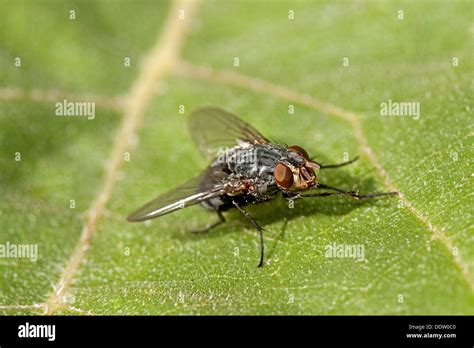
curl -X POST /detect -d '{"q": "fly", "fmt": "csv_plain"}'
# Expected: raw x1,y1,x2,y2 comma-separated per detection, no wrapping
127,107,397,267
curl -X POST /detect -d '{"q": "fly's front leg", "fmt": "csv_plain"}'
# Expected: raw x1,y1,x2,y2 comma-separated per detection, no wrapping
282,191,300,201
318,156,359,169
285,190,350,200
294,191,350,199
232,200,265,268
300,183,398,199
191,210,225,234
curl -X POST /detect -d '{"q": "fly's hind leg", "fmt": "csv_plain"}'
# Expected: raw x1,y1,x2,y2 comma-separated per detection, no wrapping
191,210,225,234
232,200,265,268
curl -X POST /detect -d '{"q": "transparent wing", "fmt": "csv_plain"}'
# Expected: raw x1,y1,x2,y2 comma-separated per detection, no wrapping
127,171,226,222
189,107,270,160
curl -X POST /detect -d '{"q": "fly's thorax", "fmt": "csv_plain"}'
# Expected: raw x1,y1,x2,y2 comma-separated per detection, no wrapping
206,143,283,198
217,143,283,181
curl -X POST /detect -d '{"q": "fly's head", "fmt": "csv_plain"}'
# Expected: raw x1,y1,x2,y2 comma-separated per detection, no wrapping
273,145,320,192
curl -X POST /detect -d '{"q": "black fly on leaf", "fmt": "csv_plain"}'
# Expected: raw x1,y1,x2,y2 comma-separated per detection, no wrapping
127,107,397,267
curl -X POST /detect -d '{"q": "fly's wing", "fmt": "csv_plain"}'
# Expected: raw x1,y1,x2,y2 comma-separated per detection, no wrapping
127,171,226,222
189,107,271,160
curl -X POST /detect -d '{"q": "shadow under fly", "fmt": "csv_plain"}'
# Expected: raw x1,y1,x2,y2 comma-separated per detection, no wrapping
127,107,398,267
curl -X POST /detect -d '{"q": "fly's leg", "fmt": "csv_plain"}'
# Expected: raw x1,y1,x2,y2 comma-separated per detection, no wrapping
283,190,347,200
299,183,398,199
294,191,350,199
191,210,225,234
318,156,359,169
232,200,265,268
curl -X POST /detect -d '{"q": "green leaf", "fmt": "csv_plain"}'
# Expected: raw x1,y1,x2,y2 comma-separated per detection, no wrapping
1,0,473,315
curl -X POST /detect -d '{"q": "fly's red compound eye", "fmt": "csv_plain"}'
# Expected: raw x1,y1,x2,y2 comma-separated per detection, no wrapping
274,162,294,189
288,145,309,160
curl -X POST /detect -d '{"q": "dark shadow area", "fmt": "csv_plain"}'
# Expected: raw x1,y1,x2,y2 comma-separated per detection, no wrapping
265,218,288,260
172,170,396,248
